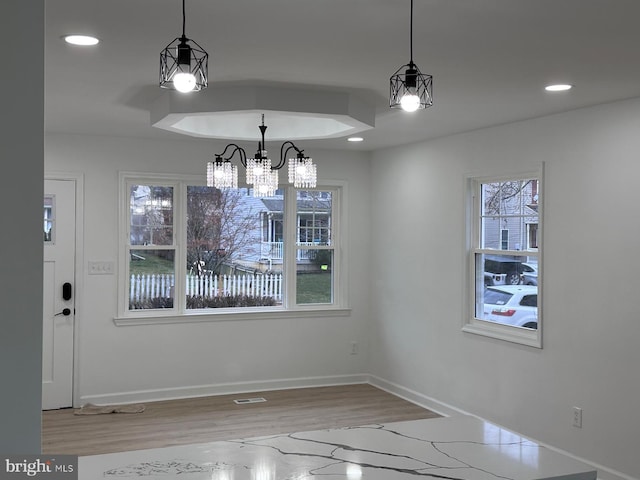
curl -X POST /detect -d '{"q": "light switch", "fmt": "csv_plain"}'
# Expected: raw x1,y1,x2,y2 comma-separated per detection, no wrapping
88,261,115,275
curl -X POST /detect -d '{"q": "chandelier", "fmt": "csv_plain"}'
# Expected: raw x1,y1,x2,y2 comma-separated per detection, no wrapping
389,0,433,112
207,115,317,197
159,0,208,93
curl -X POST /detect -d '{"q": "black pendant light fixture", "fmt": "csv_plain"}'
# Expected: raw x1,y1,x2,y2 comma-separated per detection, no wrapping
159,0,208,93
207,115,317,197
389,0,433,112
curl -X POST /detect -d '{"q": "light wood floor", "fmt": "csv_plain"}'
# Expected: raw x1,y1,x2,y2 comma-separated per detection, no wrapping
42,384,440,456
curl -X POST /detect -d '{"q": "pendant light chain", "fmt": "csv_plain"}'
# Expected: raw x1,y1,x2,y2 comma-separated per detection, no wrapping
409,0,414,65
182,0,187,38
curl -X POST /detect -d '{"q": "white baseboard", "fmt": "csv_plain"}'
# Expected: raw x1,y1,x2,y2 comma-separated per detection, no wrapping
367,375,638,480
367,375,471,418
78,374,369,406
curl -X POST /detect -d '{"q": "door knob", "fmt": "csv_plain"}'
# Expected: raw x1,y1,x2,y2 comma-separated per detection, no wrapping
55,308,72,317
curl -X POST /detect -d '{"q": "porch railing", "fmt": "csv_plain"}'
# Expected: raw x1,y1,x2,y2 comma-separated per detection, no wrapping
260,242,319,260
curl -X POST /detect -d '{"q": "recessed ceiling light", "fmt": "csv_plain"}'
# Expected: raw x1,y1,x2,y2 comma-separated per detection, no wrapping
63,35,100,46
545,84,572,92
347,137,364,142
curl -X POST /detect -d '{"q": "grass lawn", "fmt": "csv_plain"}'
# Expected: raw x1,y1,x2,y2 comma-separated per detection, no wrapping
130,251,174,275
296,272,332,304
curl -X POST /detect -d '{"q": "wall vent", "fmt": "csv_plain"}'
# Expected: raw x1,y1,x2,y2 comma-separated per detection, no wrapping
233,397,267,405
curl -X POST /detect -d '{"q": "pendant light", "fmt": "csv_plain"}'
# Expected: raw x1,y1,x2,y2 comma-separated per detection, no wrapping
159,0,208,93
389,0,433,111
207,115,317,197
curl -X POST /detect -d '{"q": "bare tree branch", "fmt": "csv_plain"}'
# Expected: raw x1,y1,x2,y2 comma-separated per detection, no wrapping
187,188,258,275
484,180,533,216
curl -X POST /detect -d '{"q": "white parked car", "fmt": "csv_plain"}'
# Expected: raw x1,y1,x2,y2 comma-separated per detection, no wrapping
482,285,538,329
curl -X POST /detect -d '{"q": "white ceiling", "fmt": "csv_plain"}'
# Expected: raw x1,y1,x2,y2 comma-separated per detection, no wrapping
45,0,640,152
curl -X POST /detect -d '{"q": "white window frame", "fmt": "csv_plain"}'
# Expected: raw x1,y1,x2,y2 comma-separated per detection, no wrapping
463,167,543,348
116,172,350,325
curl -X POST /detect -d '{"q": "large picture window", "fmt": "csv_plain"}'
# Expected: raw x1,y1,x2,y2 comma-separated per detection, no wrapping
465,170,543,347
119,174,344,320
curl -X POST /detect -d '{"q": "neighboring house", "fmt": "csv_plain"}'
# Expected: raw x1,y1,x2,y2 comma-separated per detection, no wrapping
225,190,268,272
231,190,332,274
482,180,539,253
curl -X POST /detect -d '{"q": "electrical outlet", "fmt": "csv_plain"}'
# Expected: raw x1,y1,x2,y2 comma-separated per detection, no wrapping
572,407,582,428
350,341,358,355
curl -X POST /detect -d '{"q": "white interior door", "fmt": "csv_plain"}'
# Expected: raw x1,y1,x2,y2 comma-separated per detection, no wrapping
42,179,76,410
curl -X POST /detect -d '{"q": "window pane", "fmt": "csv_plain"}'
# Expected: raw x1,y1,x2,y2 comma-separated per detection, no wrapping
481,253,533,286
297,249,333,304
185,186,282,309
130,185,174,246
297,190,332,246
185,272,283,308
483,288,513,305
481,179,539,251
129,249,175,310
475,253,538,330
44,195,54,243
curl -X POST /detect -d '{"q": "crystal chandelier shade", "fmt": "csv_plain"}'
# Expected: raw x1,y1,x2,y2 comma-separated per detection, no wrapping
246,154,272,185
253,170,279,198
288,156,317,188
207,157,238,189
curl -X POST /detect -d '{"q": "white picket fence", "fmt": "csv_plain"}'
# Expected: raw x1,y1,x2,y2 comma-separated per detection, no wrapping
130,273,283,303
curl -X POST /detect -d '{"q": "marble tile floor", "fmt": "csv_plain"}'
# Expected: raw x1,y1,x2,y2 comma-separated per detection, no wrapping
79,415,596,480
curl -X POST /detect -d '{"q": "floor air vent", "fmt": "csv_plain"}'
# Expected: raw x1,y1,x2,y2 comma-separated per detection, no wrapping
233,397,267,405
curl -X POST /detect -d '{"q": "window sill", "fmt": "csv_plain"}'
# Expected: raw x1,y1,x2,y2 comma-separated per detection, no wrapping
463,319,542,348
113,307,352,326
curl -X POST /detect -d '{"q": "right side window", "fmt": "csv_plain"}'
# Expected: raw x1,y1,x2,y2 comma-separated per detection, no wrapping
466,173,542,348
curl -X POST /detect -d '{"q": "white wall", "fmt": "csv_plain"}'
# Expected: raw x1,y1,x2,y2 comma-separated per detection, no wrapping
370,97,640,480
44,99,640,478
45,133,372,404
0,0,44,453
